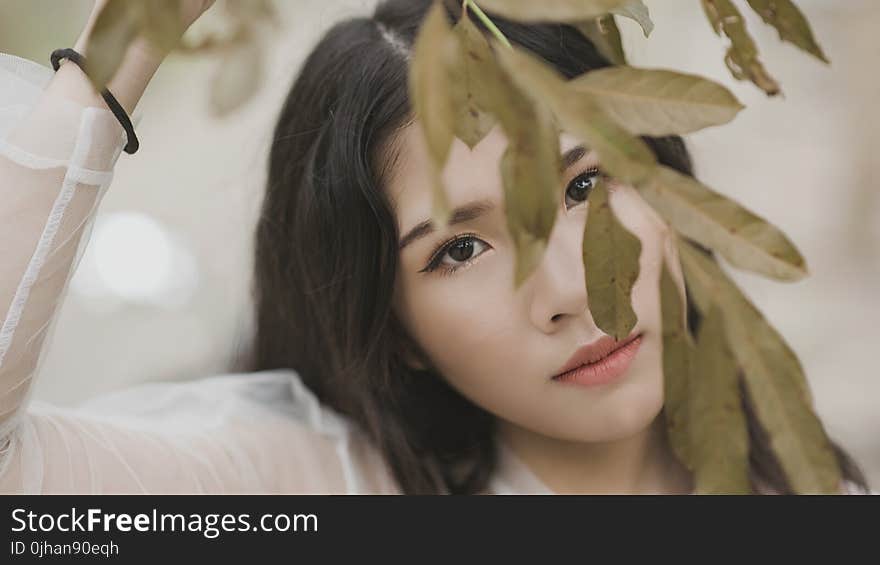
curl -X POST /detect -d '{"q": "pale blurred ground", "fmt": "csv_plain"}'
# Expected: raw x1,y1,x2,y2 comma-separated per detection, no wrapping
1,0,877,487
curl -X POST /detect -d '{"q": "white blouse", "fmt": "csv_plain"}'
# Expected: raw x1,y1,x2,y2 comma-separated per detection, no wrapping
0,51,557,495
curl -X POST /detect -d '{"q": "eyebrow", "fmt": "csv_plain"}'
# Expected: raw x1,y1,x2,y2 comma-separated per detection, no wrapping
397,145,589,251
561,144,587,171
399,199,495,250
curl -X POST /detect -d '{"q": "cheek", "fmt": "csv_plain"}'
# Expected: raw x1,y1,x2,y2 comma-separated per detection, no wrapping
399,264,518,377
395,261,542,417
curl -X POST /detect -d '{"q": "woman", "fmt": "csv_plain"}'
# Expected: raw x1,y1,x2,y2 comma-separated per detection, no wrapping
0,0,869,494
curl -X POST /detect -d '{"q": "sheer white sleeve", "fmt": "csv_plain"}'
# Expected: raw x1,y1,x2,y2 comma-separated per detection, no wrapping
0,52,400,494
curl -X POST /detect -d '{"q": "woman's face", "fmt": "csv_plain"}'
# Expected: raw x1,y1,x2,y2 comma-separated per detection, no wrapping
385,122,685,443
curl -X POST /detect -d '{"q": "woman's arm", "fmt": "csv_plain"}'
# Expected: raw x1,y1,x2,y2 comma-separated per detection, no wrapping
58,0,217,113
60,7,164,115
0,0,216,490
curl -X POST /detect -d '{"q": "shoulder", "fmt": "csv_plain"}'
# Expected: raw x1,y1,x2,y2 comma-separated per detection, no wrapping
0,52,53,90
54,369,400,493
840,480,875,495
71,369,351,440
0,52,55,123
746,476,873,495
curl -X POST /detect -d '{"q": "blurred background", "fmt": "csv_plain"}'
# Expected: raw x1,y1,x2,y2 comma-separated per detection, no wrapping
1,0,877,487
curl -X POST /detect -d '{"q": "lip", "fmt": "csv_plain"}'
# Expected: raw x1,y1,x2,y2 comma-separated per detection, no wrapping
551,332,643,387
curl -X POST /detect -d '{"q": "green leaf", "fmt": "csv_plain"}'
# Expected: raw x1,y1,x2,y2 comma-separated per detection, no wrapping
570,67,744,136
576,16,627,65
745,0,829,63
678,241,842,494
84,0,141,89
701,0,781,96
639,165,807,281
449,13,498,149
476,0,630,22
689,302,752,494
583,181,641,339
659,256,694,470
612,0,653,37
494,45,657,186
410,1,460,226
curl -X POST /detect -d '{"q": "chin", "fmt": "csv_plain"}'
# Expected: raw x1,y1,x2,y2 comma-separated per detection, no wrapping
543,375,665,443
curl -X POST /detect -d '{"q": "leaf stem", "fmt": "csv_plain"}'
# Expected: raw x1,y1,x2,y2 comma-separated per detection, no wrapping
463,0,512,48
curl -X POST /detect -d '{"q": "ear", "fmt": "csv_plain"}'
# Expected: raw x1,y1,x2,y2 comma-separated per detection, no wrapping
396,329,431,372
389,313,431,371
400,337,430,372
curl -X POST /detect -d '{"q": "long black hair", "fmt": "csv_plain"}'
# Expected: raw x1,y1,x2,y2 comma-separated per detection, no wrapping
247,0,868,494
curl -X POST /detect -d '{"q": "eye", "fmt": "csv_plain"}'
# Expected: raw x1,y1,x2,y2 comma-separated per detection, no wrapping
420,234,491,276
565,167,602,209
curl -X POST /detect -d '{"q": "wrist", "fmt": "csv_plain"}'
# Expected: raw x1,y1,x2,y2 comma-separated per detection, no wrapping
103,38,164,115
123,36,168,70
57,36,163,116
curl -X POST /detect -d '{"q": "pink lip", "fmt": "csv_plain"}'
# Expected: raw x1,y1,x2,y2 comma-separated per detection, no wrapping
551,332,643,387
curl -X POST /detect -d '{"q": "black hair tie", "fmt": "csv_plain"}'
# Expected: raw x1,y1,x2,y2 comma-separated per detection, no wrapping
50,48,139,155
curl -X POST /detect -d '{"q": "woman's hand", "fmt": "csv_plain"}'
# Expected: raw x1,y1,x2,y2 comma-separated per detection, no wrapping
180,0,218,32
59,0,218,114
79,0,219,59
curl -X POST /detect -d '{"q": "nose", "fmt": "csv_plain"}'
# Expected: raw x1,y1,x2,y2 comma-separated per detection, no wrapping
527,214,595,335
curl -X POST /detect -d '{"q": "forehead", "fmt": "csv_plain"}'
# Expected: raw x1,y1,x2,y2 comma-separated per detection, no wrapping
385,121,582,233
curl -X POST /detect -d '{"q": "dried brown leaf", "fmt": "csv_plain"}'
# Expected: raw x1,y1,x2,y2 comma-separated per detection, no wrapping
477,0,630,22
745,0,828,63
494,45,657,186
612,0,653,37
659,255,694,469
409,1,460,225
583,181,641,339
492,85,561,286
639,165,807,281
689,302,752,494
679,241,841,493
449,13,498,148
570,67,744,136
701,0,781,96
576,16,627,64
